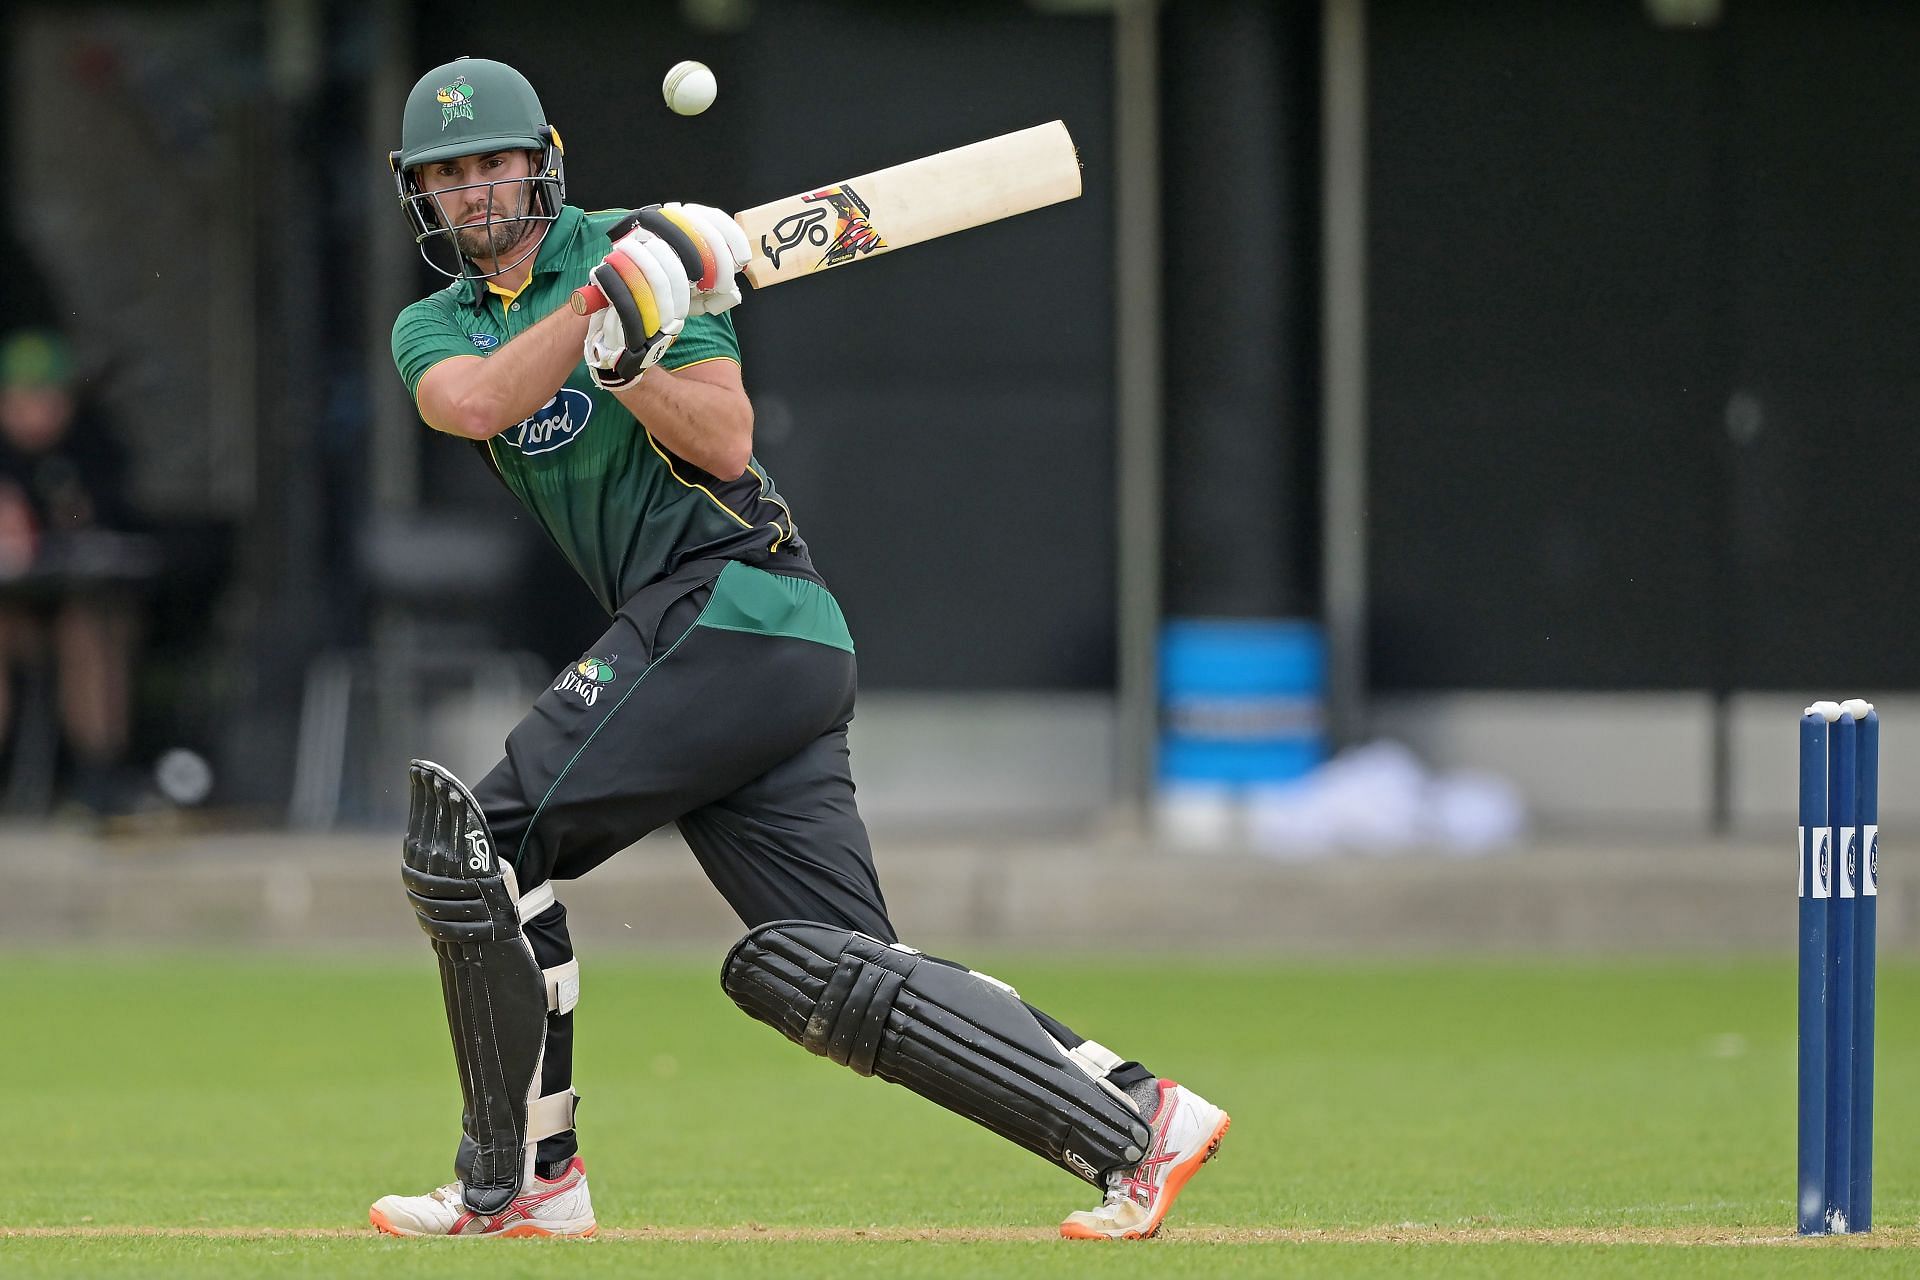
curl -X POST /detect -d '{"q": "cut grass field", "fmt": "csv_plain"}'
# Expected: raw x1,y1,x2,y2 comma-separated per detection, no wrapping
3,951,1917,1277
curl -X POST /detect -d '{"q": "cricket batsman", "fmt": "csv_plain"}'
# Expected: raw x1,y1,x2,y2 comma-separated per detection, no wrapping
370,56,1229,1241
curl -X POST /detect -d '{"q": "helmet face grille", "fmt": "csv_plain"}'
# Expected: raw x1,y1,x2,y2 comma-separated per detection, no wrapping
392,135,566,281
392,58,567,279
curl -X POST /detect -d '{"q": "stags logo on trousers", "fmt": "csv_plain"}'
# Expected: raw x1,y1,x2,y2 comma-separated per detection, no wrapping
554,655,617,707
501,388,593,455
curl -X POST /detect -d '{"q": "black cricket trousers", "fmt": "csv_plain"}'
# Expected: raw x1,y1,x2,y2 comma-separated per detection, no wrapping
467,554,1126,1170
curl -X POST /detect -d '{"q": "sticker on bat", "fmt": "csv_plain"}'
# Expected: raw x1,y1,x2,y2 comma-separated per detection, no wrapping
761,185,888,270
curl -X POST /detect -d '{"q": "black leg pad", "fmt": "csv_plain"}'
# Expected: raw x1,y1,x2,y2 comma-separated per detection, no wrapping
723,921,1150,1185
403,760,549,1215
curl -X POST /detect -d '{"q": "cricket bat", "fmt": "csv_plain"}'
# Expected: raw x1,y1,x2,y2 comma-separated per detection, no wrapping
569,120,1080,315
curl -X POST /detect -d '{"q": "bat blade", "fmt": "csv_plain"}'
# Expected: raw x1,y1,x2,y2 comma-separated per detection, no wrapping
569,121,1080,316
736,120,1081,288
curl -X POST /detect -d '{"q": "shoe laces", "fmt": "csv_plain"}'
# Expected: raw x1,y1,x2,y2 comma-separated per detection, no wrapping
430,1183,465,1205
1099,1168,1144,1211
1084,1173,1150,1222
1109,1144,1178,1208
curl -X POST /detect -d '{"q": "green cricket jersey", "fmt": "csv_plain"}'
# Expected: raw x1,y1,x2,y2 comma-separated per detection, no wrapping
391,205,806,614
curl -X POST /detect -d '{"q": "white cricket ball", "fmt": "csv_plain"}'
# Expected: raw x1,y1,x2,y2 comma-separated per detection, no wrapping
663,60,717,116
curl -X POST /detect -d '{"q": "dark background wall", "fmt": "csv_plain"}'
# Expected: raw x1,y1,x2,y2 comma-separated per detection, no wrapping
9,0,1919,814
1367,0,1920,692
1160,0,1321,620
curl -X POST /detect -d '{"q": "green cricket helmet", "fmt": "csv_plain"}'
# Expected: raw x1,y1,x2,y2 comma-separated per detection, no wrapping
390,56,567,279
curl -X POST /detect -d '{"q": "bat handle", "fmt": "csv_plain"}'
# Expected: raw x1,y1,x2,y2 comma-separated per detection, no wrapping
569,284,609,316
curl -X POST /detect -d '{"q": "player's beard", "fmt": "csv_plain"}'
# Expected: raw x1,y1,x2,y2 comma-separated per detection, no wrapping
454,182,535,268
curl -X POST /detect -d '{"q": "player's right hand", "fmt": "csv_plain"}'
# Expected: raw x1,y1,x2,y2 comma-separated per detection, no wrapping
582,226,690,388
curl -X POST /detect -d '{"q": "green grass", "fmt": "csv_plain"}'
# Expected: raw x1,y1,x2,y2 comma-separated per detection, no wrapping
2,951,1916,1277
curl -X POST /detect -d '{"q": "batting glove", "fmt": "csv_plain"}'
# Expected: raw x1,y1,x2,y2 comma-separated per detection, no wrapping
583,226,690,388
662,202,751,315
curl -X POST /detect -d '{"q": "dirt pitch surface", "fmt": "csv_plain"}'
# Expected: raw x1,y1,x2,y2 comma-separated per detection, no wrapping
6,1224,1920,1247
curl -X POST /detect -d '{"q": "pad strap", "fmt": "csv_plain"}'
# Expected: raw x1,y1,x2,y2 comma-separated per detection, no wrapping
1060,1036,1139,1112
528,1088,578,1141
724,922,1150,1185
807,936,912,1075
1067,1038,1125,1078
544,959,581,1015
516,879,556,923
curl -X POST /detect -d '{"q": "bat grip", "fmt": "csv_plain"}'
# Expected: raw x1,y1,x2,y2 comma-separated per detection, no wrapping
569,284,609,316
571,209,650,315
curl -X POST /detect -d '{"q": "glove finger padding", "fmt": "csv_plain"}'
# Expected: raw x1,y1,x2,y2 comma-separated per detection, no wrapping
628,206,709,289
670,203,749,316
651,206,719,290
639,235,692,331
594,246,657,341
611,228,690,336
674,202,750,268
585,227,691,387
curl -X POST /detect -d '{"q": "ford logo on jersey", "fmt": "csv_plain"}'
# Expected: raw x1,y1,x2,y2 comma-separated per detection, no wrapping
502,388,593,455
469,333,499,350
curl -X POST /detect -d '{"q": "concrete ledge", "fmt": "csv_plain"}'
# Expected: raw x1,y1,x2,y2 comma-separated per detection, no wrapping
1372,692,1715,828
847,692,1115,827
0,827,1890,954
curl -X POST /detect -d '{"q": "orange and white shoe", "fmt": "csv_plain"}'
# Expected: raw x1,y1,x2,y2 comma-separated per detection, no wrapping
369,1156,597,1238
1060,1081,1229,1240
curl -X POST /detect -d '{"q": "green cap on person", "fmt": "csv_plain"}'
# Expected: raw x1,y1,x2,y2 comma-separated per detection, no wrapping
0,329,74,390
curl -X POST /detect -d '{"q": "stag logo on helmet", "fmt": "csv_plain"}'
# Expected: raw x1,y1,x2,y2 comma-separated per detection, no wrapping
501,388,592,455
437,77,475,130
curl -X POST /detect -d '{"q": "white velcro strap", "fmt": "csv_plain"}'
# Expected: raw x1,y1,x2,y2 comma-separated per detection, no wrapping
544,959,580,1014
527,1088,577,1142
516,879,556,923
1067,1038,1125,1078
1054,1035,1137,1111
969,968,1020,999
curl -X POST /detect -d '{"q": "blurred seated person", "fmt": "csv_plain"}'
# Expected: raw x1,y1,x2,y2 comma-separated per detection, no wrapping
0,329,140,811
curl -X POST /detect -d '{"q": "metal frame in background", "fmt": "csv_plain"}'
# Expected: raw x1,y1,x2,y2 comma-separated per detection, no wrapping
1320,0,1368,751
1112,0,1164,815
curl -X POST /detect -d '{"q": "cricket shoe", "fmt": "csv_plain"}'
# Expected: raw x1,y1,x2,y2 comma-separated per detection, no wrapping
369,1156,597,1238
1060,1080,1230,1240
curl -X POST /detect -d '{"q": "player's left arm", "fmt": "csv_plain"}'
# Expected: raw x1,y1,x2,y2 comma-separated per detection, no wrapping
606,359,753,481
